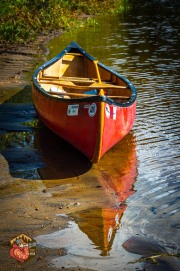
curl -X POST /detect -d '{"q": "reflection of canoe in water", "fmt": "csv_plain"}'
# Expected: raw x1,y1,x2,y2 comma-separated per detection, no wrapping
71,134,137,256
72,207,125,256
32,41,137,163
35,122,137,255
34,125,136,181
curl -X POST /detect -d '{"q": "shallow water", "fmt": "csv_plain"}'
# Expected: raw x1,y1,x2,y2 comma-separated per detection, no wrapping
0,0,180,270
37,0,180,269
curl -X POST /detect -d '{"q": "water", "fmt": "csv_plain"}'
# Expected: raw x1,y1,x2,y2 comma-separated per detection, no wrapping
1,0,180,270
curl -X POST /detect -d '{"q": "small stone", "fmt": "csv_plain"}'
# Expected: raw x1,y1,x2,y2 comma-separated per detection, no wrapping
74,202,81,206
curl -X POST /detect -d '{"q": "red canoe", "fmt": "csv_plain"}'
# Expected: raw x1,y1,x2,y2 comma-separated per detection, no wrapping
32,41,137,163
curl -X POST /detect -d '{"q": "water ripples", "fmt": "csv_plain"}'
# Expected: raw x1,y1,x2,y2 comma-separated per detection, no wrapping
111,4,180,260
47,1,180,266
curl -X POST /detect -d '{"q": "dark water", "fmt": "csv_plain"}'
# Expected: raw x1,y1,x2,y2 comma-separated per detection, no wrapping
1,0,180,270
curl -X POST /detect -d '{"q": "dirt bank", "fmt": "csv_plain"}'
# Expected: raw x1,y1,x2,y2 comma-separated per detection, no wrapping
0,31,61,103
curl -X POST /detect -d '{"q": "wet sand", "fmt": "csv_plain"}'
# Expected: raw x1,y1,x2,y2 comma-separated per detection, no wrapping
0,152,99,271
0,35,97,270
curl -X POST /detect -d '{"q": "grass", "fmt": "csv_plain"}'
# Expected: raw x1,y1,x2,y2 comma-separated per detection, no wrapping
0,0,130,45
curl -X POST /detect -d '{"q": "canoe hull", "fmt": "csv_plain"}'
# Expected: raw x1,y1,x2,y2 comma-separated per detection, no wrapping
32,41,137,163
32,84,136,163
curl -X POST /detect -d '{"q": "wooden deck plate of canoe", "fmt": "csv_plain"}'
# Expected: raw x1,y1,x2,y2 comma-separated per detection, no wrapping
32,41,137,163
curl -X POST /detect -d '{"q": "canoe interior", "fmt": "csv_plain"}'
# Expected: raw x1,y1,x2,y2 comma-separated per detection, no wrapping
37,51,132,101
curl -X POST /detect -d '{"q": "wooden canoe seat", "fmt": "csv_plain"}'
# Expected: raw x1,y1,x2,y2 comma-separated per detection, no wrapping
38,73,129,90
61,76,96,83
39,75,96,83
47,90,129,99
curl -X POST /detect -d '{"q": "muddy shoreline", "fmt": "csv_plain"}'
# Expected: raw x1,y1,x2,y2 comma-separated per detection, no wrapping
0,32,96,270
0,31,61,103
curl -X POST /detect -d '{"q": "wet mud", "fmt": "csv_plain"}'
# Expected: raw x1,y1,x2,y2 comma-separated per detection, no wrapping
0,31,61,103
0,137,101,271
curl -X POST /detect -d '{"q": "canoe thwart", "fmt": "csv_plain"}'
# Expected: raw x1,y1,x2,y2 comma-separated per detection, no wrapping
47,90,130,99
40,76,96,83
39,78,128,90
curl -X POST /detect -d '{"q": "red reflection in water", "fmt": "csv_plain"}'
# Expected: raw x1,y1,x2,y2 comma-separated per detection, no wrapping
35,125,137,255
72,133,137,255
